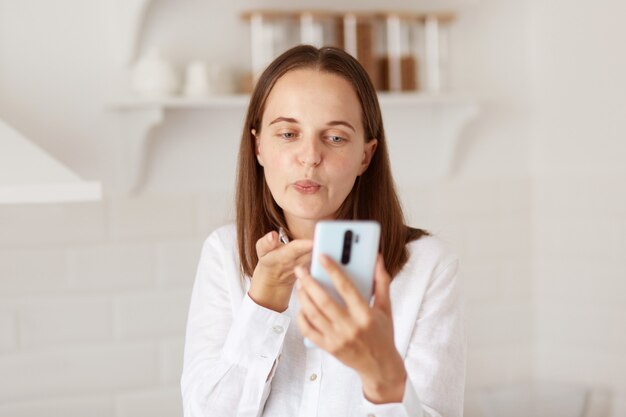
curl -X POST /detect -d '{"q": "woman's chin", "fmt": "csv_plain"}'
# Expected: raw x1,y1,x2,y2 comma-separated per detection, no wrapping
284,206,334,223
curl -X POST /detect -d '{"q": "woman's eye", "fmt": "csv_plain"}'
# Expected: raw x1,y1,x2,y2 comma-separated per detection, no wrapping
279,132,296,139
328,135,345,143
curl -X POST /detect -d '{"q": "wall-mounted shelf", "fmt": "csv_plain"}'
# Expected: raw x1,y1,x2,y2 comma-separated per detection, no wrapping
240,9,456,94
108,93,479,191
109,2,479,192
109,91,475,110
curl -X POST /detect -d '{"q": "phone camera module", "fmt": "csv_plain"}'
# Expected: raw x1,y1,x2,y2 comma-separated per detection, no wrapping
341,230,353,264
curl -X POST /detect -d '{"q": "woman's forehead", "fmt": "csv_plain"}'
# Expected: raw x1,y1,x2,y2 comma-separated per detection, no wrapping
261,69,362,127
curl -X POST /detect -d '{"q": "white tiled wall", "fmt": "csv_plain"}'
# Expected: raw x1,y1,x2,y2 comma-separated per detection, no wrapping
528,0,626,411
0,193,222,415
532,176,626,414
0,178,531,416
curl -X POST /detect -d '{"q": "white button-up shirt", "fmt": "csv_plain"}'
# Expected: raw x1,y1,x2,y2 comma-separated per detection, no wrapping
181,224,465,417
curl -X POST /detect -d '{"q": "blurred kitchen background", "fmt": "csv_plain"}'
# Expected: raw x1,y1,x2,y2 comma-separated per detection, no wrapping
1,0,625,416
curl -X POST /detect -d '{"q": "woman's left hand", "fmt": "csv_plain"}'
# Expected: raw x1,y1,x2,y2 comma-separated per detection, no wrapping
294,254,407,404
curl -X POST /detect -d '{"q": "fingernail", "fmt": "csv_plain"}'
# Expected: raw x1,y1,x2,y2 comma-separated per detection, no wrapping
320,254,329,266
295,278,302,290
267,232,274,242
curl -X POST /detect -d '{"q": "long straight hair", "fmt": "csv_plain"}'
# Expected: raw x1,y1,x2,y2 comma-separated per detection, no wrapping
236,45,426,279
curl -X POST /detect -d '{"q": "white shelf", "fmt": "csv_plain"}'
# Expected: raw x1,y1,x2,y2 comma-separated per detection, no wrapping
108,92,475,110
108,92,479,191
109,0,479,191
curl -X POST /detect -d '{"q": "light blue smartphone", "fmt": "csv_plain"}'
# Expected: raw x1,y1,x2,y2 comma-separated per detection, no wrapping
304,220,381,348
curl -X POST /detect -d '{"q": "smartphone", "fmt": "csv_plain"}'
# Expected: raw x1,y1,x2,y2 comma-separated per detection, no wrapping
310,220,381,306
304,221,380,348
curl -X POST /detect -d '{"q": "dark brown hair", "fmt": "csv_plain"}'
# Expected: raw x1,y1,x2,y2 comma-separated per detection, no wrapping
236,45,426,279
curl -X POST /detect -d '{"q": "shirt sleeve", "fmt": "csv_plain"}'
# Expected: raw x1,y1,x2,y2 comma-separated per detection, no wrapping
181,231,291,417
361,258,466,417
361,376,425,417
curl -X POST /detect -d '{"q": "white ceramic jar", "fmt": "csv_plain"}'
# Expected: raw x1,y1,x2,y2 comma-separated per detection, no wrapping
130,47,180,97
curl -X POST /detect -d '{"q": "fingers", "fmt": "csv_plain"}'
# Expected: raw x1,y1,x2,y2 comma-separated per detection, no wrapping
256,231,313,261
295,266,347,324
296,311,324,347
319,254,369,316
260,239,313,272
295,271,334,332
372,254,392,315
284,239,314,258
295,251,312,269
256,231,280,258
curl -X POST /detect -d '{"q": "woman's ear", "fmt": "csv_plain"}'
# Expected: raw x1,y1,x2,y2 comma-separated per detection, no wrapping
252,129,264,166
359,138,378,174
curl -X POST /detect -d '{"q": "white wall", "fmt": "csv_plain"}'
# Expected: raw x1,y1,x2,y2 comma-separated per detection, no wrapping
530,0,626,414
3,0,622,416
0,0,119,184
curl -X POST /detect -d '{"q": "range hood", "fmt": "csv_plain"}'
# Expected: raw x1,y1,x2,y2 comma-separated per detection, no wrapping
0,118,101,204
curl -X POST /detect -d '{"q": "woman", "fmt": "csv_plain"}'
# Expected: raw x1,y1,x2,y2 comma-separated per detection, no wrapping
181,45,465,417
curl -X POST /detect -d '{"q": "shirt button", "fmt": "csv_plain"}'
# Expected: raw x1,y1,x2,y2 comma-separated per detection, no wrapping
309,373,318,381
272,325,284,334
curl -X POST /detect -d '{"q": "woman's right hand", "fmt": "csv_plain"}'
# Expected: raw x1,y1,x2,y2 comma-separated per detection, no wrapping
248,230,313,312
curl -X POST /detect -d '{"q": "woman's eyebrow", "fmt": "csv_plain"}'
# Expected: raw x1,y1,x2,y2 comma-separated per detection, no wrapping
326,120,355,132
269,117,298,126
269,117,355,133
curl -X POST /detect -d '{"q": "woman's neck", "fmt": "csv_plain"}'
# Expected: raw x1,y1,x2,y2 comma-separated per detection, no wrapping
284,216,317,240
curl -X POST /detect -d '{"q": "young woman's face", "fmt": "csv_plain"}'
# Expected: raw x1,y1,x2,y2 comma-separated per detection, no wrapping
254,68,377,226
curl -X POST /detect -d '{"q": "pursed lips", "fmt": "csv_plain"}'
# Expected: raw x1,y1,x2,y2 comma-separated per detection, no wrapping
293,180,322,193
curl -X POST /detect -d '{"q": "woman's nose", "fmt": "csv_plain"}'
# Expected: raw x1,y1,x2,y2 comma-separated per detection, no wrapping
298,137,322,167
